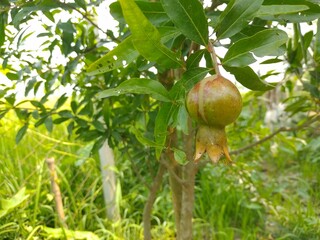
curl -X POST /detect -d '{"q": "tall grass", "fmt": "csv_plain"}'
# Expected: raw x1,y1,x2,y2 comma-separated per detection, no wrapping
1,111,320,239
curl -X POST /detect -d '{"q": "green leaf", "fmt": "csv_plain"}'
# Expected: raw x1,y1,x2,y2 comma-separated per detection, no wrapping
54,94,68,109
215,0,264,39
87,37,139,75
260,58,284,64
0,187,29,219
12,0,60,27
186,49,206,69
110,1,169,25
169,67,210,101
257,5,309,16
261,0,320,23
154,102,179,158
0,13,7,47
224,66,276,91
130,127,163,148
314,20,320,63
173,148,187,165
223,29,288,67
45,116,53,132
87,27,181,75
75,0,86,10
97,78,171,102
15,124,28,144
161,0,208,46
118,0,184,69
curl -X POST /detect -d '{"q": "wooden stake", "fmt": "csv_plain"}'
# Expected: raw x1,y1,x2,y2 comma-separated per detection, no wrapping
46,157,67,228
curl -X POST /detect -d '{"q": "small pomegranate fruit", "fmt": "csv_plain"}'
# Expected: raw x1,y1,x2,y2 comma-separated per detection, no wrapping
186,75,242,164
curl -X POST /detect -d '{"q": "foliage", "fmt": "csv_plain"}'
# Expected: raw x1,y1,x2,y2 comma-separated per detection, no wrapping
0,0,320,239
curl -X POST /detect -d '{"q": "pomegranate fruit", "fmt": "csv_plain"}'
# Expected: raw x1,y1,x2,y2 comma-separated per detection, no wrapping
186,75,242,164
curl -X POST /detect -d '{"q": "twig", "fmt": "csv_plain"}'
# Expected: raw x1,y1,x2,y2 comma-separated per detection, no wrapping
208,41,221,76
143,163,166,240
46,157,67,228
197,115,320,167
230,115,320,155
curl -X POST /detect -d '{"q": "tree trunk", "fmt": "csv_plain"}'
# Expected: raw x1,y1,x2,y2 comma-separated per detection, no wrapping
179,162,197,240
98,141,120,221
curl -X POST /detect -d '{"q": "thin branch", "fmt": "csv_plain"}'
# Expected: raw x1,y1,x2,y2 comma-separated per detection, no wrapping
197,115,320,167
230,115,320,155
143,163,166,240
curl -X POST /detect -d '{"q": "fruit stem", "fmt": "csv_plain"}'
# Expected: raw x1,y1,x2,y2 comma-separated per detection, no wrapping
208,40,221,76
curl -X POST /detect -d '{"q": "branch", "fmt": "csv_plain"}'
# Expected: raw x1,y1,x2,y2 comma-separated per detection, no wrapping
196,115,320,168
143,163,166,240
230,115,320,155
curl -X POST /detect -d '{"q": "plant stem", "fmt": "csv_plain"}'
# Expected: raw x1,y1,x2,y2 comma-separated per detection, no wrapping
208,41,221,76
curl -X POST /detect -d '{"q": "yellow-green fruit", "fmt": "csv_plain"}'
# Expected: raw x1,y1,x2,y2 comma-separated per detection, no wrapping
186,75,242,128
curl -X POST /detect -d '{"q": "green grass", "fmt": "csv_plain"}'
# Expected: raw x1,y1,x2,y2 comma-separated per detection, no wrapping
1,112,320,239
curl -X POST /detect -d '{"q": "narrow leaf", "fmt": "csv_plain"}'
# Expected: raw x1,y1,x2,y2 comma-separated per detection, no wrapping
119,0,183,69
130,127,163,148
257,5,309,16
223,29,288,67
16,124,28,144
215,0,264,39
186,49,206,69
87,37,139,75
97,78,171,102
154,102,179,158
224,66,276,91
169,67,210,101
161,0,208,46
0,13,7,47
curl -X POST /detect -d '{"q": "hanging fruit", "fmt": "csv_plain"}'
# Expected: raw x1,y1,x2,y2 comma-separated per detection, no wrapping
186,74,242,164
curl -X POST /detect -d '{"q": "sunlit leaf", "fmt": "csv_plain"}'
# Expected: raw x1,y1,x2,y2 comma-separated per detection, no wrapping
224,66,276,91
110,1,169,25
0,187,29,219
161,0,208,46
97,78,171,102
215,0,264,39
118,0,184,69
223,29,288,67
87,27,181,75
